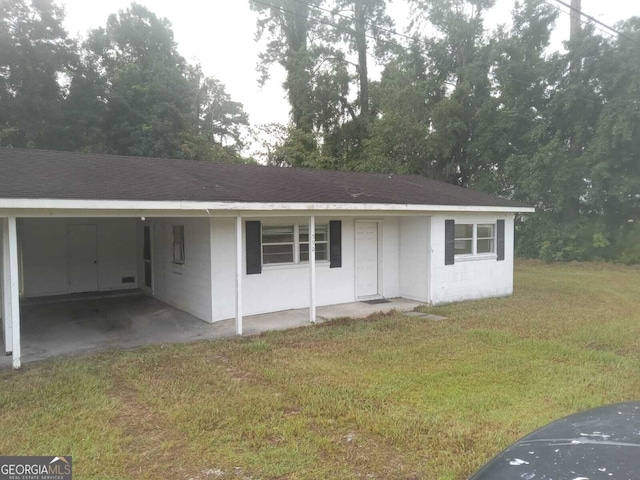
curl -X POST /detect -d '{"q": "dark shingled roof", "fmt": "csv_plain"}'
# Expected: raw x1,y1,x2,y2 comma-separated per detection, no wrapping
0,148,529,209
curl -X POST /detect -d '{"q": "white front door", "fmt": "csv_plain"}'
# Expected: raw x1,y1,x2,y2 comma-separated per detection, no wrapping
356,222,379,298
68,225,98,293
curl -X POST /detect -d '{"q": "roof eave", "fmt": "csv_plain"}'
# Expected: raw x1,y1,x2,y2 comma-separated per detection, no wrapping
0,198,535,214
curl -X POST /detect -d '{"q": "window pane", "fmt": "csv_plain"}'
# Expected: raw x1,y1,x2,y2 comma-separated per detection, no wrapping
455,224,473,239
172,225,185,263
315,243,328,260
262,225,294,244
299,224,327,243
173,225,184,243
263,244,294,264
173,243,185,263
300,243,328,262
454,239,473,255
477,224,494,239
477,239,494,254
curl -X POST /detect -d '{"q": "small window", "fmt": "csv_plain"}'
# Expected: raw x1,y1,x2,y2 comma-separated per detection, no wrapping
477,224,495,254
454,223,496,257
172,225,185,264
262,225,295,265
300,224,329,262
454,224,473,255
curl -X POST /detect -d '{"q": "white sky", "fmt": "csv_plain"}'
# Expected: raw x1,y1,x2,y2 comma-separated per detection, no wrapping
61,0,639,129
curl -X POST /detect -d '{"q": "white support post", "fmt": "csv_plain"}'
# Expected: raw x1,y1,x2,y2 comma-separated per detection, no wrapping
1,218,12,355
8,217,20,369
309,215,316,323
235,216,243,336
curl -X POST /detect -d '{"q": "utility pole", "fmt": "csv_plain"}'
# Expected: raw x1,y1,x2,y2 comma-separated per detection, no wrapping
570,0,582,41
569,0,582,77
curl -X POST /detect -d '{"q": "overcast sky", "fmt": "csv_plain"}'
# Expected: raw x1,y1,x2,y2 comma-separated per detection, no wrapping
61,0,639,130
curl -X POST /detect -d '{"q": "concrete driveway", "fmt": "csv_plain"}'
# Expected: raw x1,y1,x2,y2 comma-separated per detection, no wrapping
0,293,422,367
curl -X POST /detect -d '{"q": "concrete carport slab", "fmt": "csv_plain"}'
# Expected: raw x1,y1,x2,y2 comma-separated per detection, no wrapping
0,294,423,367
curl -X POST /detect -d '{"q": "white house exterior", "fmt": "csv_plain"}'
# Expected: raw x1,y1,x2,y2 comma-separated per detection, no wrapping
0,148,533,368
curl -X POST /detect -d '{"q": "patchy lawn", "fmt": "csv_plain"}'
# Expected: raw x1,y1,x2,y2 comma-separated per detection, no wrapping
1,260,639,479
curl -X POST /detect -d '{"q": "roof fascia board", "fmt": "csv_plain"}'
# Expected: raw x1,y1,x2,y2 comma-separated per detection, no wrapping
0,198,535,214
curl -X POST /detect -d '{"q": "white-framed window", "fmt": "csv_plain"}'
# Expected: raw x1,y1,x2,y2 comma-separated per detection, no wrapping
172,225,185,264
262,225,295,265
454,223,495,256
300,224,328,262
262,223,329,266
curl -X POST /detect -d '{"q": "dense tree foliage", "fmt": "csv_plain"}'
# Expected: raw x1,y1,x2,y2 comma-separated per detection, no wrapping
0,0,250,162
250,0,640,263
1,0,638,262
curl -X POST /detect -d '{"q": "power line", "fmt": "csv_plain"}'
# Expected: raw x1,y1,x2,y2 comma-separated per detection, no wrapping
250,0,408,53
288,0,417,43
551,0,639,45
541,0,623,43
250,0,615,105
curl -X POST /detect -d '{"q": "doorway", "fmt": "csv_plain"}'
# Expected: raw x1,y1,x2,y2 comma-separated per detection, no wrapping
68,224,98,293
142,224,153,292
355,221,380,298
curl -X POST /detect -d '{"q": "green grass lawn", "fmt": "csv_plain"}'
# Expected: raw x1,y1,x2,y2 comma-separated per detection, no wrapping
1,261,640,479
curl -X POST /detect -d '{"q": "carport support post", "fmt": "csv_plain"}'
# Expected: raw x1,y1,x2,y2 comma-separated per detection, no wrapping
235,216,243,336
1,218,12,355
7,217,20,369
309,215,316,323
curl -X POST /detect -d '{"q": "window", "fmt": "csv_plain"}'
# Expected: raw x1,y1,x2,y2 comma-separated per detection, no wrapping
454,223,495,256
262,223,329,265
476,224,495,254
262,225,295,265
454,224,473,255
172,225,185,264
300,224,328,262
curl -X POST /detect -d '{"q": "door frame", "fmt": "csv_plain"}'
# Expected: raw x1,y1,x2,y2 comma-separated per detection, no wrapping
354,219,384,299
141,222,154,295
67,223,99,294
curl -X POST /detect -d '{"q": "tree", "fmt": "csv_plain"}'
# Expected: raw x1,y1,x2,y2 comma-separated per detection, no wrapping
85,3,193,158
85,3,249,161
250,0,322,134
0,0,76,148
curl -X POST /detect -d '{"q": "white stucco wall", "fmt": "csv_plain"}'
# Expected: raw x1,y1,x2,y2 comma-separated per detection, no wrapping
210,216,402,321
429,213,515,305
399,216,431,302
20,218,138,297
149,217,213,322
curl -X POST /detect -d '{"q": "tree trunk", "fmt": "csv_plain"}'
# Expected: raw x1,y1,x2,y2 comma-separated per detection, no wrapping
354,0,369,120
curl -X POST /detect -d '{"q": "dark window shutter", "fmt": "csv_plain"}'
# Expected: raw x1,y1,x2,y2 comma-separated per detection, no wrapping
445,219,455,266
329,220,342,268
497,219,505,261
245,221,262,275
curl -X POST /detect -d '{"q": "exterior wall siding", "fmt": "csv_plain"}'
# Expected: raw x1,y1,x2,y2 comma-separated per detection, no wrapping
210,216,402,322
150,217,212,322
20,218,138,297
429,213,515,305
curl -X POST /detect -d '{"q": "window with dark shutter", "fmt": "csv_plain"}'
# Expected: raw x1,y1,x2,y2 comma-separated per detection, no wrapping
497,219,505,261
329,220,342,268
445,219,455,265
245,221,262,274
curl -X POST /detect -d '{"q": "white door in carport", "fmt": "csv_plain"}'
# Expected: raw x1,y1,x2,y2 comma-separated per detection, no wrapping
356,221,379,298
68,224,98,293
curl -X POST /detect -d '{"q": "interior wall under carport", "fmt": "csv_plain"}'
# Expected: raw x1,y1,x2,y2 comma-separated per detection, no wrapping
20,217,139,297
139,217,213,323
